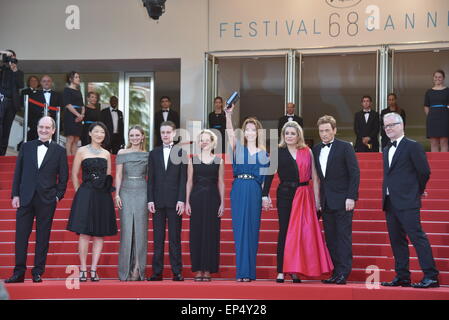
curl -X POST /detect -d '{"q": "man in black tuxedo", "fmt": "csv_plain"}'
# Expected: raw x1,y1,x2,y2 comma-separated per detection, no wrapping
147,120,187,281
278,102,304,133
27,75,61,141
100,96,124,154
154,96,180,147
313,115,360,285
380,112,439,289
0,50,24,155
353,95,380,152
5,116,68,283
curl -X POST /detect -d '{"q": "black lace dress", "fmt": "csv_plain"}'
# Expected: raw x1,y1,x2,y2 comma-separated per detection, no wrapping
67,157,117,236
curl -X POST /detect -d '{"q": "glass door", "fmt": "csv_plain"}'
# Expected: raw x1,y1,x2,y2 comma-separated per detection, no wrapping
124,72,154,150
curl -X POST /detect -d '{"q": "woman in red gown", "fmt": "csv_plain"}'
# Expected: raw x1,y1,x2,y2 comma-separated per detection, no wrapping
263,121,333,281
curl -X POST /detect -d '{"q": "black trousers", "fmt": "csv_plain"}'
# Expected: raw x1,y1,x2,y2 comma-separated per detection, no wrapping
385,197,439,279
14,193,56,276
109,133,123,155
0,98,16,155
322,208,353,278
277,203,293,273
152,207,182,275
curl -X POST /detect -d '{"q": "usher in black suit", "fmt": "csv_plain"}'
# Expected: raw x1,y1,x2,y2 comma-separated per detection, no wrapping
27,89,61,141
382,137,438,281
100,107,125,154
154,109,180,146
147,144,187,276
11,139,68,278
313,138,360,280
353,109,380,152
263,147,302,273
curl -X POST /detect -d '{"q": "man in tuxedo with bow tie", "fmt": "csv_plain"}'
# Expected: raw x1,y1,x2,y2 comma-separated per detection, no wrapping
27,75,61,141
313,115,360,285
100,96,124,154
5,116,68,283
278,102,304,134
353,95,380,152
147,121,187,281
154,96,180,147
380,112,439,289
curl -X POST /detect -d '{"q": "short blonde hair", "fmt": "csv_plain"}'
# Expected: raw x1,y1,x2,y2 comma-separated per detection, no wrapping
197,129,218,150
317,115,337,130
279,121,307,149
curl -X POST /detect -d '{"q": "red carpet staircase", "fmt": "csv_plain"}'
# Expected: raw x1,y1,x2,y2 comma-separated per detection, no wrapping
0,153,449,287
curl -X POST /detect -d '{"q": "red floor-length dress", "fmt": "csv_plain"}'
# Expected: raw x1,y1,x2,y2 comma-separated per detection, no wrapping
283,147,334,277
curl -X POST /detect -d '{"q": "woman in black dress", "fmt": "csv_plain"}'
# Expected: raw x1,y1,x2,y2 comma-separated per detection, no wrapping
424,70,449,152
208,97,226,154
63,71,85,156
67,122,117,282
185,129,225,281
81,92,101,146
380,93,406,149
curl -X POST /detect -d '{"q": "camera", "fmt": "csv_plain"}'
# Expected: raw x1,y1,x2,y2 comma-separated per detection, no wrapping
1,53,18,65
142,0,166,20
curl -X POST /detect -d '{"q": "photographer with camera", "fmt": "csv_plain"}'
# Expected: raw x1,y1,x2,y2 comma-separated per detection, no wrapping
0,50,24,155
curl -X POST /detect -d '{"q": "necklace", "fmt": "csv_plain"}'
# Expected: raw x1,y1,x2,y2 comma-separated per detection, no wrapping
87,144,102,155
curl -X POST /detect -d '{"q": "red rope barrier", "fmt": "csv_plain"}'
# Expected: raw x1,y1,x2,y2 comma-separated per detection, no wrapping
28,98,60,112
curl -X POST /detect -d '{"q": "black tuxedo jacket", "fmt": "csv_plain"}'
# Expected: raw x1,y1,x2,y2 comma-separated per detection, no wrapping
11,140,69,207
0,67,24,111
100,108,125,143
382,137,430,211
354,110,380,152
154,109,180,146
262,147,301,206
313,139,360,211
147,145,187,209
29,89,61,119
278,115,304,133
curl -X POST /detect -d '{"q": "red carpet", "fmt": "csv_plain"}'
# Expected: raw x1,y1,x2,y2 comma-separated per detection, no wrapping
1,153,449,299
4,280,449,300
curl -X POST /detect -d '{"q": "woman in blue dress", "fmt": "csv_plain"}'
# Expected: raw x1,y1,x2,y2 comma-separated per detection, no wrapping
225,105,270,282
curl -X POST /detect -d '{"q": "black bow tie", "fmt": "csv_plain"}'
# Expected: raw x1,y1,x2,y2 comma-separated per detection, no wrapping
38,140,50,148
321,142,332,148
111,109,118,112
363,111,371,114
162,110,169,113
43,90,51,93
389,141,397,148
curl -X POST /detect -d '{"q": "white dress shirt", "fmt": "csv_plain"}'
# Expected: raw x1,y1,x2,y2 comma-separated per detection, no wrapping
364,110,370,123
110,107,119,134
319,140,334,178
386,135,404,195
37,141,50,168
163,143,173,170
43,90,51,106
162,109,169,122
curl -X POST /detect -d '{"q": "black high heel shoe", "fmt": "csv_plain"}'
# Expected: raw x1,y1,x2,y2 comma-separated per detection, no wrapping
276,273,285,283
79,270,88,282
290,274,301,283
90,270,100,282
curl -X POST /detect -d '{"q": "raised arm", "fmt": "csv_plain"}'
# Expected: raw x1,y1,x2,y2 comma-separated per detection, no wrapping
217,159,225,217
225,104,236,153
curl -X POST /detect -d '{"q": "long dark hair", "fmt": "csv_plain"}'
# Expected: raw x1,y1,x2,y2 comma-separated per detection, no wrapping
88,121,110,148
387,93,401,113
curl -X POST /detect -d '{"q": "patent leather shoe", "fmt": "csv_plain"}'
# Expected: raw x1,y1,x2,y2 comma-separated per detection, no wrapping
381,277,411,287
321,275,338,284
147,274,163,281
32,274,43,283
5,274,25,283
172,273,184,281
335,275,347,285
411,278,439,289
